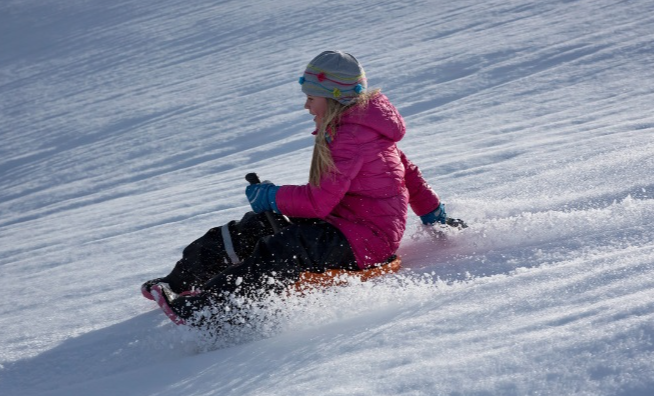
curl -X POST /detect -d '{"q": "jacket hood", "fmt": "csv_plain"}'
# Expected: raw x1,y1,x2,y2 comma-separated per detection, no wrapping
340,93,406,142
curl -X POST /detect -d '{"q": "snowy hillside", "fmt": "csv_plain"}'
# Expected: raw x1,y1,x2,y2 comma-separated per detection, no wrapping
1,0,653,395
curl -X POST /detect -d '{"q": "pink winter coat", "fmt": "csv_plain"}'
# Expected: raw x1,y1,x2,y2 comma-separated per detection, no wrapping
276,94,440,269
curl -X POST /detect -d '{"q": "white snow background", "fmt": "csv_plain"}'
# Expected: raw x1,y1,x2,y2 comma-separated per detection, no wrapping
1,0,653,395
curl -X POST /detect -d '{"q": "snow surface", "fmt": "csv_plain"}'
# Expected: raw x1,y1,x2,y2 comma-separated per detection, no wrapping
1,0,654,395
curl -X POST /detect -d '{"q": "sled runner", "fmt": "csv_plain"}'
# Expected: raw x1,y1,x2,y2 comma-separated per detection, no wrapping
294,255,402,291
144,256,403,302
148,257,402,326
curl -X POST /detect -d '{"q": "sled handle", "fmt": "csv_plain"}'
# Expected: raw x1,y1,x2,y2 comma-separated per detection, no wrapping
245,172,262,185
246,172,282,233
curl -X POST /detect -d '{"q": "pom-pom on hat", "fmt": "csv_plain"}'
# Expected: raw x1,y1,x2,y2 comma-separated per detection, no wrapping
298,50,367,105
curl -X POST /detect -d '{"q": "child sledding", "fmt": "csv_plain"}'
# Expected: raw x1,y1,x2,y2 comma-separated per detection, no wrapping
142,50,465,328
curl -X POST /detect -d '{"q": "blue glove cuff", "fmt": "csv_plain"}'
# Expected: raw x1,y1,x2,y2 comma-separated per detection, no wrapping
420,203,447,225
269,185,281,214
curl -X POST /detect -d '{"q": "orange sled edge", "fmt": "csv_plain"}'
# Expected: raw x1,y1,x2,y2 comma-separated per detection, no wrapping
294,256,402,291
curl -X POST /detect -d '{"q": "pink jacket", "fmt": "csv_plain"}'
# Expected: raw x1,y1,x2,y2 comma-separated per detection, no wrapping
276,94,440,268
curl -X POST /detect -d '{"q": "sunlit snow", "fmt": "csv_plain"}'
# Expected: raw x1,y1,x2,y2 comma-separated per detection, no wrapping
1,0,653,395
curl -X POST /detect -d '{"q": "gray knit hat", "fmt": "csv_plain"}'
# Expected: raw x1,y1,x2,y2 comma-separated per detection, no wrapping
298,50,367,105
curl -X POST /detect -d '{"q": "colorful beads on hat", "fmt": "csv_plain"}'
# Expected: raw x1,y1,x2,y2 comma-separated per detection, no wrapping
354,84,364,94
317,72,326,82
332,88,341,98
298,76,306,85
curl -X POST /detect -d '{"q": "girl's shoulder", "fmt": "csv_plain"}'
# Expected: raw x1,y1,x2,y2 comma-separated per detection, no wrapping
338,93,405,143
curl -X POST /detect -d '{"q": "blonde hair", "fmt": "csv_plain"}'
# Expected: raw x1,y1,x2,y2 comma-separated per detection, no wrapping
308,90,379,186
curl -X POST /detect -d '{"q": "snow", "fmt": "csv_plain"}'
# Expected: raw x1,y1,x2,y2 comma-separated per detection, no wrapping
1,0,653,394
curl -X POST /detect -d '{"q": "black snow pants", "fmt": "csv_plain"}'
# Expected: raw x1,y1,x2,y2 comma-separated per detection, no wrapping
162,212,357,319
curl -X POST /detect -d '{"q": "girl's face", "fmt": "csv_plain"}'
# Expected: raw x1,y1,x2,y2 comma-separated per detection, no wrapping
304,95,328,128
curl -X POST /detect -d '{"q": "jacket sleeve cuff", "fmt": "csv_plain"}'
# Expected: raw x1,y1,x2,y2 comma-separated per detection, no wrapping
269,186,281,214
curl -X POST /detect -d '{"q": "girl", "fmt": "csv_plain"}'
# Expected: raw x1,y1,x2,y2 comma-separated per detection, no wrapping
143,50,458,326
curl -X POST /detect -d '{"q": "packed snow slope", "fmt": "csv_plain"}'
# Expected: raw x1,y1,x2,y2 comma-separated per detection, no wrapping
1,0,654,395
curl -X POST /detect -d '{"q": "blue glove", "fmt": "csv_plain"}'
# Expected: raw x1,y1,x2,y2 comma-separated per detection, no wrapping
420,203,447,225
246,183,281,214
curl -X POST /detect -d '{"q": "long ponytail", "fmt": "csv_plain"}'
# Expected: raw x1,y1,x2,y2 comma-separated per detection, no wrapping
309,99,346,186
308,90,379,187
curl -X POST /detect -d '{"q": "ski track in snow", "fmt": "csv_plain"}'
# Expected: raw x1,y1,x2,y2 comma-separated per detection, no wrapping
1,0,654,395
